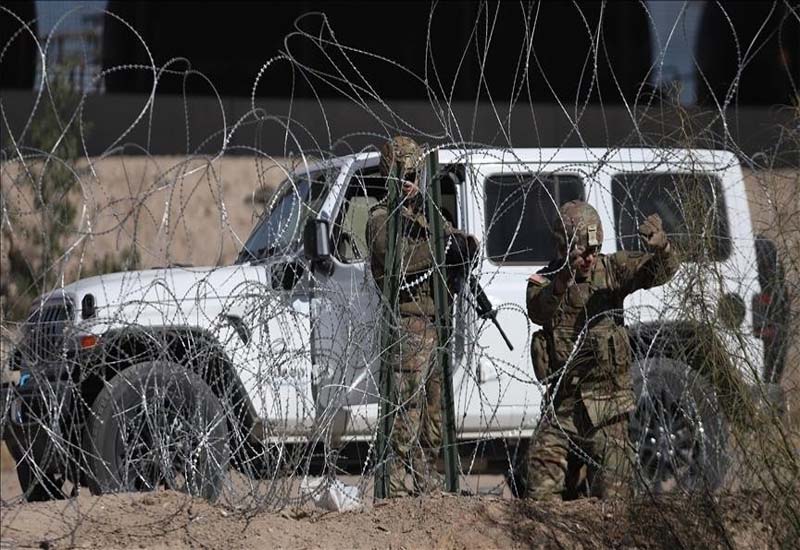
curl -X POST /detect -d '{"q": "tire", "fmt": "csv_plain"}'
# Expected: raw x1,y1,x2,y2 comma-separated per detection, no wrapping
15,460,69,502
84,361,230,500
5,394,78,502
630,357,728,493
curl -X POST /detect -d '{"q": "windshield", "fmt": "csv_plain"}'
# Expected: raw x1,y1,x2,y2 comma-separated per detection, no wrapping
237,171,329,264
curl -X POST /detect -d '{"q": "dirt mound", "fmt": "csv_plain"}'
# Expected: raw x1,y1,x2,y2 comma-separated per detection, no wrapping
0,489,779,549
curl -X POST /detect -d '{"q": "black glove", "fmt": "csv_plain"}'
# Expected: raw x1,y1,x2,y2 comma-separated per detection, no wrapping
447,233,479,267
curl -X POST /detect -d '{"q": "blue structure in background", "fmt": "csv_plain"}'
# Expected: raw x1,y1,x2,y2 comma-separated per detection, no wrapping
34,0,107,93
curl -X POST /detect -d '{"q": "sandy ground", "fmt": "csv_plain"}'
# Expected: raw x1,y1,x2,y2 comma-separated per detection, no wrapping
0,482,781,549
0,443,788,549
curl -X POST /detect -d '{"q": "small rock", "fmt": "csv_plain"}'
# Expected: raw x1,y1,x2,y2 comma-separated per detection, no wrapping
280,507,310,520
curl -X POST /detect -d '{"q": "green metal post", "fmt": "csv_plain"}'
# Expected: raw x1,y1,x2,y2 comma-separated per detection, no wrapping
374,162,401,500
425,151,460,493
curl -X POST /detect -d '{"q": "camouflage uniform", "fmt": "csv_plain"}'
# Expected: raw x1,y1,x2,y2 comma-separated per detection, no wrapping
525,201,679,500
366,136,474,497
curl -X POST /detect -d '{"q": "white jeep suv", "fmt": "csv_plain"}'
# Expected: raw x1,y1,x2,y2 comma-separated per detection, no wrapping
2,148,774,501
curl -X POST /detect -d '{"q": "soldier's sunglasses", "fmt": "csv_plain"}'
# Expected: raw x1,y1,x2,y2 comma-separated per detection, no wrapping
581,246,600,257
571,245,600,258
403,170,418,183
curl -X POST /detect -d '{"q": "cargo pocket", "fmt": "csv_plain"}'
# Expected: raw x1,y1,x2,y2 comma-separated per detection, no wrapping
552,330,574,365
583,386,635,429
610,329,632,373
531,330,550,382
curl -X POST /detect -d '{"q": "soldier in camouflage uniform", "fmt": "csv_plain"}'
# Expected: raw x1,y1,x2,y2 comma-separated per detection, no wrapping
525,200,679,500
366,136,477,497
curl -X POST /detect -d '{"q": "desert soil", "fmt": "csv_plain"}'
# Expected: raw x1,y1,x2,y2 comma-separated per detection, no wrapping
1,443,782,549
0,481,780,549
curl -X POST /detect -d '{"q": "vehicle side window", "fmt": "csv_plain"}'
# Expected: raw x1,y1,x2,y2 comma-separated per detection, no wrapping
333,169,386,263
334,166,461,263
484,173,584,264
612,172,731,261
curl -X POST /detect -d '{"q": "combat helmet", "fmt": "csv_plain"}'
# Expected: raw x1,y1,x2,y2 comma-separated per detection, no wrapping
379,136,422,179
553,200,603,253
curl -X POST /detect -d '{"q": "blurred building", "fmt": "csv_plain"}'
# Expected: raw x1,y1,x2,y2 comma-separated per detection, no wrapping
1,0,105,92
1,1,796,160
100,1,652,104
4,1,796,107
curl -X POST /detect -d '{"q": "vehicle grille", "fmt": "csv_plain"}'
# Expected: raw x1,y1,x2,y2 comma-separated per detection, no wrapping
18,298,75,364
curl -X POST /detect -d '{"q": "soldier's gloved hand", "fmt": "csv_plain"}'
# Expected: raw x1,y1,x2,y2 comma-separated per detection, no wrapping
446,234,480,284
638,214,669,252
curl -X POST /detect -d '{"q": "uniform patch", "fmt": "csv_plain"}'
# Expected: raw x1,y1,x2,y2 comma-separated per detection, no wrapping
528,273,548,285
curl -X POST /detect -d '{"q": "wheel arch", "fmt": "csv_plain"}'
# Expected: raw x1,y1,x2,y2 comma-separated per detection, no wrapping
627,320,755,428
82,326,262,463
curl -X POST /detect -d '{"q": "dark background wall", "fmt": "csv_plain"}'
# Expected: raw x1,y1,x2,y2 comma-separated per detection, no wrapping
0,1,797,161
696,1,799,106
3,1,797,104
100,1,653,104
0,0,37,88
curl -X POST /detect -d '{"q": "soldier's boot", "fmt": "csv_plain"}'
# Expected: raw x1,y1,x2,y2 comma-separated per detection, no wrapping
388,455,413,498
409,446,443,495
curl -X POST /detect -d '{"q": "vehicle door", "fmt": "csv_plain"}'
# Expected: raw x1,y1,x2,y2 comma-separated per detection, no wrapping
222,166,334,438
311,157,477,442
308,157,388,440
457,156,594,436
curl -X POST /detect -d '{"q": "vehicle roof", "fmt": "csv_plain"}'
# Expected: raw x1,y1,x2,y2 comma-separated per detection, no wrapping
297,147,738,172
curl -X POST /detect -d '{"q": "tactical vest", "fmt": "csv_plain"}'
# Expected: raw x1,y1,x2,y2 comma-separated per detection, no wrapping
368,202,438,317
545,254,632,381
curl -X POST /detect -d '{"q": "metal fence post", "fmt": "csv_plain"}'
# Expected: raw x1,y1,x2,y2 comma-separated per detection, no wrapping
374,162,401,500
425,151,460,493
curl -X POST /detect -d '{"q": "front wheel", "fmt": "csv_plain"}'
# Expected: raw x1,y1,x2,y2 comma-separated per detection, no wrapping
85,362,230,500
630,358,729,493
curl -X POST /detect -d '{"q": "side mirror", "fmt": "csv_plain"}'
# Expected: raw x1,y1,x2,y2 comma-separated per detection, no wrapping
303,219,334,275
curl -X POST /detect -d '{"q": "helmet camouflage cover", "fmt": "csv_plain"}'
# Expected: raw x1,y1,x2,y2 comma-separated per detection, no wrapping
379,136,422,178
553,200,604,252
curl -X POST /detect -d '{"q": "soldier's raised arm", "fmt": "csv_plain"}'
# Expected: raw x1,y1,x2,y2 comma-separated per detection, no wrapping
611,213,680,295
526,254,576,325
526,273,563,325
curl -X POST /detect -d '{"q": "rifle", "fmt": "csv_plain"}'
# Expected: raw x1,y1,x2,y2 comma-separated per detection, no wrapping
467,275,514,351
